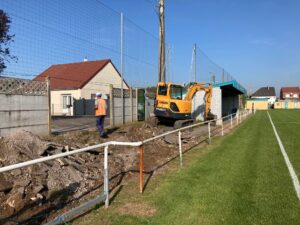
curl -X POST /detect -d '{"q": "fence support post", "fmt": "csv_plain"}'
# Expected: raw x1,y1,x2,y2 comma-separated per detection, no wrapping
46,76,51,135
208,122,211,144
130,88,133,122
230,115,233,129
109,84,114,127
178,131,183,168
221,120,224,136
135,88,138,121
236,112,239,125
104,145,109,208
139,145,143,193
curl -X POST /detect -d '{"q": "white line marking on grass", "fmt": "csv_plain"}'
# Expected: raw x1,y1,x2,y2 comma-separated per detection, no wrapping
267,111,300,201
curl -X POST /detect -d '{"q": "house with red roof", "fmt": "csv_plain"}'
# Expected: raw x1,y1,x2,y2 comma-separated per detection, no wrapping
34,59,129,115
280,87,300,100
274,87,300,109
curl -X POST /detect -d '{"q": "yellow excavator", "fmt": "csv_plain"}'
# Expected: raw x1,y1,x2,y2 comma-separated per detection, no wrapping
151,82,216,128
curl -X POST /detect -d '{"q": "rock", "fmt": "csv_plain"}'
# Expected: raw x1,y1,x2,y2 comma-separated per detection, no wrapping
164,134,178,145
32,185,44,194
36,193,43,199
14,177,31,188
11,169,22,176
17,187,25,195
5,192,24,211
0,174,13,193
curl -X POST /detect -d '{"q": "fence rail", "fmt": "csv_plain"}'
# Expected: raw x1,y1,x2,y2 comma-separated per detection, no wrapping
0,110,253,225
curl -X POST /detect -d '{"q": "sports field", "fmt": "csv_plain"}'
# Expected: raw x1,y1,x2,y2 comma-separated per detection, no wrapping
74,110,300,225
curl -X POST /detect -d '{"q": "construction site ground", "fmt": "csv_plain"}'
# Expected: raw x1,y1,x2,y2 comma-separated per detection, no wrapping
0,118,230,225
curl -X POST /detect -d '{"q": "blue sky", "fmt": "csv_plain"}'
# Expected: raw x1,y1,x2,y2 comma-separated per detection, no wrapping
1,0,300,94
101,0,300,94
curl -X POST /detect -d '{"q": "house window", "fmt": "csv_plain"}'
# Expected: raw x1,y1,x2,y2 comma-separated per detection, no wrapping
62,95,72,109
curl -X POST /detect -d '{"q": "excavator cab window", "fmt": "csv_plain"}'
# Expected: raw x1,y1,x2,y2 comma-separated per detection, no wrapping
170,85,183,100
158,84,168,96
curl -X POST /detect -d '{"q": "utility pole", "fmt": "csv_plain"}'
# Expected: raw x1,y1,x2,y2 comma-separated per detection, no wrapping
158,0,166,82
167,45,170,82
120,12,124,124
193,44,196,82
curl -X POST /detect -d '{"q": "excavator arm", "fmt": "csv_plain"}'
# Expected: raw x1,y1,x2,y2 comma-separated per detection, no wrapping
184,82,214,120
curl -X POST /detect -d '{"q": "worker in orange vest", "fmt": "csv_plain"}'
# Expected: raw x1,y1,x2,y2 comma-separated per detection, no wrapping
95,93,107,137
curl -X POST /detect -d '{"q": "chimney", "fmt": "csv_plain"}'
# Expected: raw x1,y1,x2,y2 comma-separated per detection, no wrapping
83,57,88,62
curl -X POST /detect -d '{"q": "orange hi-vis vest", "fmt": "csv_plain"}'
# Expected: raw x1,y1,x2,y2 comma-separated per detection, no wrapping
95,98,107,116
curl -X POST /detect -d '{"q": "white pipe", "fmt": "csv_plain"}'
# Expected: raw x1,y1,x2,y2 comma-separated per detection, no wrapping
0,141,141,173
104,145,109,207
178,131,183,168
0,112,244,174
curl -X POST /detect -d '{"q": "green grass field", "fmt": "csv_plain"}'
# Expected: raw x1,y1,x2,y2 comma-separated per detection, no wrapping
74,110,300,225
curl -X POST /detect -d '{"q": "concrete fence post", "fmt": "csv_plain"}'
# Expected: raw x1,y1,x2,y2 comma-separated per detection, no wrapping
135,88,138,121
230,115,233,129
109,85,114,127
104,145,109,208
130,88,133,122
46,76,51,135
178,131,183,168
236,112,239,125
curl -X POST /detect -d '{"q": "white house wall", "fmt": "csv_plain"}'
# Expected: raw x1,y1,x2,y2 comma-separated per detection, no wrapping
50,89,81,116
81,62,129,100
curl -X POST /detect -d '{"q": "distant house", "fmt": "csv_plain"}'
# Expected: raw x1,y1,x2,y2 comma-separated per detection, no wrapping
274,87,300,109
34,59,129,116
280,87,300,100
246,86,276,110
251,86,276,104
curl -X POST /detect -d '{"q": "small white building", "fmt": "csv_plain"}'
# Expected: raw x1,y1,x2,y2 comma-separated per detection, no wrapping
251,86,276,105
34,59,129,116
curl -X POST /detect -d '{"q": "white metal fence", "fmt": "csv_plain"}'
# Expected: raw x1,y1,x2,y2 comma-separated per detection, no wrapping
0,110,253,224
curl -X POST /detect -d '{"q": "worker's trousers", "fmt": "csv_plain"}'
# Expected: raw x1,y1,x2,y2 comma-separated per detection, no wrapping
96,115,105,135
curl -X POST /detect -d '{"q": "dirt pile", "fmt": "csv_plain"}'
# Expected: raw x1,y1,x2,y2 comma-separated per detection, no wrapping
0,122,217,224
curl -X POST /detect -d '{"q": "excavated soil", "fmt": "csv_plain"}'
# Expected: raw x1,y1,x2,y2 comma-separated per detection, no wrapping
0,121,222,224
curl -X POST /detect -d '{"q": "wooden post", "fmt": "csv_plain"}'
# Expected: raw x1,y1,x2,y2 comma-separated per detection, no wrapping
139,145,143,193
109,85,114,126
46,76,51,135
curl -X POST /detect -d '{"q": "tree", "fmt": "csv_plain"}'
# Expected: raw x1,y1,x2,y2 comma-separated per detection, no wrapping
0,10,16,74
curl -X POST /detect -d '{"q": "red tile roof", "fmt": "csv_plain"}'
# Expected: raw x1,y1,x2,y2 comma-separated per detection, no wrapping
34,60,112,89
281,87,300,93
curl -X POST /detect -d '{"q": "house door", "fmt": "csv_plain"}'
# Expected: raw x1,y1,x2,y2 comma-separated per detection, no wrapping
294,101,298,109
284,101,288,109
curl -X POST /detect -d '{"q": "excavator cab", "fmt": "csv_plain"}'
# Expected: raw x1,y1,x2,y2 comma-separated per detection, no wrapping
154,82,191,121
152,82,216,128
